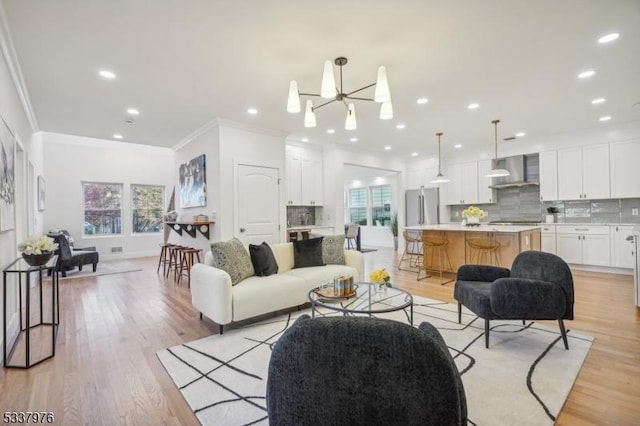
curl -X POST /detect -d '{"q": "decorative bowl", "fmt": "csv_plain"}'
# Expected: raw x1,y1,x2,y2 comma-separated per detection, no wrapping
22,252,54,267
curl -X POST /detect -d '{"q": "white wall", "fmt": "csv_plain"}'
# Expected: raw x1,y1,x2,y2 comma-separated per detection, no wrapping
42,132,174,260
171,119,287,253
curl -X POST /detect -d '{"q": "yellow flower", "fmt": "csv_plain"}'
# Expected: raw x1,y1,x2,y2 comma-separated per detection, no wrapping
369,268,391,287
462,206,485,219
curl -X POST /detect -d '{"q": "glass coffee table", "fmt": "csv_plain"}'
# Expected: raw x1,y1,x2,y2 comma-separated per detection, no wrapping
308,282,414,326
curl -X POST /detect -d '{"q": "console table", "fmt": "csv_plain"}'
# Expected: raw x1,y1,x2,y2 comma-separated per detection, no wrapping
2,256,60,369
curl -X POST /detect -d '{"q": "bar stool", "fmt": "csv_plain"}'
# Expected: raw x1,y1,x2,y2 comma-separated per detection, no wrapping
422,236,454,285
166,245,184,279
398,230,423,272
157,243,175,276
288,231,299,242
466,238,502,266
177,247,202,287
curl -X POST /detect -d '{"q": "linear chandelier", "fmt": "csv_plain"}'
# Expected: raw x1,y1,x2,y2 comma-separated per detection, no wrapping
287,57,392,130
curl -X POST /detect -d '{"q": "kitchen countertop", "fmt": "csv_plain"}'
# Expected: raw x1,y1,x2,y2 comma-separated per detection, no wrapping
405,224,541,233
286,225,333,230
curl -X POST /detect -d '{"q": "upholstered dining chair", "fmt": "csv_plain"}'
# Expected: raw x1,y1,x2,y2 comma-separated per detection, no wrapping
345,223,359,250
266,315,467,426
454,250,574,349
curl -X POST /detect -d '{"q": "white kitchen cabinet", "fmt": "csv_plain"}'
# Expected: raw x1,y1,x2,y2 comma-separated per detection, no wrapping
477,159,496,204
557,144,610,200
445,162,478,205
407,167,439,189
539,150,558,202
610,225,635,269
556,225,610,266
285,149,323,206
610,139,640,198
540,225,556,254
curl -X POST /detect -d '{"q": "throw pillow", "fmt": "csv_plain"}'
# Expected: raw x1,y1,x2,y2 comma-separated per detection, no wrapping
321,234,346,265
292,237,325,268
249,242,279,276
210,238,255,285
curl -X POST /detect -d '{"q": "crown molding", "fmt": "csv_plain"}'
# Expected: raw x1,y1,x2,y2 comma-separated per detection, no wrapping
173,117,289,151
0,3,39,133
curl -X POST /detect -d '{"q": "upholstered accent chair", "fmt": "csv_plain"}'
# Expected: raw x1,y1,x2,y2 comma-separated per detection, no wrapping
266,315,467,426
49,233,99,277
454,250,574,349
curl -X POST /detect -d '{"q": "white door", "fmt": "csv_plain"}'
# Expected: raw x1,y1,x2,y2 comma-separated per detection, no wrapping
236,164,280,246
582,234,611,267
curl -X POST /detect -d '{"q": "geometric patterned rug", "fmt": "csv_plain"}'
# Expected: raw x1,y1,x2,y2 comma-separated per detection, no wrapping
157,295,593,425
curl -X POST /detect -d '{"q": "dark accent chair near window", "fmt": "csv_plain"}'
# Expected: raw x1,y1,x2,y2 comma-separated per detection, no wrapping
266,315,467,426
454,250,574,349
49,233,99,277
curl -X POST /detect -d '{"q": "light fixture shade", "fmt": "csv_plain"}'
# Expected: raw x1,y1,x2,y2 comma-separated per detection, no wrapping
380,100,393,119
485,168,510,178
345,103,357,130
304,100,316,127
485,119,510,177
374,66,391,103
320,60,337,99
432,173,451,183
287,80,301,113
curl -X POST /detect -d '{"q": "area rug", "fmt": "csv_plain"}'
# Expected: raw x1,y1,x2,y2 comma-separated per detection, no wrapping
59,260,142,280
157,296,593,426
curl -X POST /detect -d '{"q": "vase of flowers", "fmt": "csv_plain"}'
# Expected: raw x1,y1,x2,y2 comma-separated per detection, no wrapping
369,268,392,292
18,235,58,266
461,206,485,226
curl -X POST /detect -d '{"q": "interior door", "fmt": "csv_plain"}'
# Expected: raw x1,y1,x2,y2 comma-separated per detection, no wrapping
236,164,280,245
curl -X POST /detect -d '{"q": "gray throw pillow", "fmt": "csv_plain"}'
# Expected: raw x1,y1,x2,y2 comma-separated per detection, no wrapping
322,234,346,265
210,238,255,285
292,237,325,268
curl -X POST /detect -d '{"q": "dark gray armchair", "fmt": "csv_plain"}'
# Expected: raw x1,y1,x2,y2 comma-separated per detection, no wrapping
266,315,467,426
49,232,99,277
454,250,574,349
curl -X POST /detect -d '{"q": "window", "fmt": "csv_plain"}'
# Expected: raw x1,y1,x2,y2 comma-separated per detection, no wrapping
371,185,392,227
131,184,165,233
83,182,122,235
349,188,367,226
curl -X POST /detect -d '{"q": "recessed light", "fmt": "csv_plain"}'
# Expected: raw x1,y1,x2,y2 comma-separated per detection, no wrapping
411,152,418,157
599,116,611,121
416,98,429,105
515,132,526,137
454,144,462,149
467,103,480,110
113,133,123,139
247,108,258,115
598,33,620,44
327,129,335,134
578,70,595,79
350,137,358,142
301,137,309,142
384,146,392,151
126,108,140,115
396,124,406,129
99,70,116,79
591,98,606,104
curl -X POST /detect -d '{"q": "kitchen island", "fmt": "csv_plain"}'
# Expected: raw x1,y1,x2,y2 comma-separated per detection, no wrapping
404,224,541,273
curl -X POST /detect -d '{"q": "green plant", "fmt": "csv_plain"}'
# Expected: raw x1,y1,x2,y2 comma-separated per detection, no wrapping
390,212,398,237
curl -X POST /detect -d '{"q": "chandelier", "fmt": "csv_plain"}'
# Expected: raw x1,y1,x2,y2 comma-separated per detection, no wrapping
287,57,392,130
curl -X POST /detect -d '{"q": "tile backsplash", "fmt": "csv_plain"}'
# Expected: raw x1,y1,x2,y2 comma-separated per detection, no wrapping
287,206,316,227
449,186,640,224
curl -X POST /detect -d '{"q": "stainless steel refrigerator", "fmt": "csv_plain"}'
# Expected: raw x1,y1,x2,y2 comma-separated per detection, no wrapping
405,187,440,226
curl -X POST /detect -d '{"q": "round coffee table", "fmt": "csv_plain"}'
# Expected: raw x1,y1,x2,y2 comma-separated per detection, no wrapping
308,282,413,325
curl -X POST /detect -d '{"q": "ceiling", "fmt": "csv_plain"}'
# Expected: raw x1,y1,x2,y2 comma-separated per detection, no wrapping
2,0,639,160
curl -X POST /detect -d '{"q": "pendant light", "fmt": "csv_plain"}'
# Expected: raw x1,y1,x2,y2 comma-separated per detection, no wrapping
485,119,510,178
320,60,337,98
287,80,301,113
432,132,450,183
304,100,316,127
345,103,357,130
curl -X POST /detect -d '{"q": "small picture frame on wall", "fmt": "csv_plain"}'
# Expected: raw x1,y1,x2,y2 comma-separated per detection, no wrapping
37,175,46,211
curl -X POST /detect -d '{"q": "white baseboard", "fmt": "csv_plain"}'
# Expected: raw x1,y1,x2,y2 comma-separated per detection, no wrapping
100,250,157,262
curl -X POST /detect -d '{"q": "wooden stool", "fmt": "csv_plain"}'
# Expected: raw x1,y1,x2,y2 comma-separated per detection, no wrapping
166,245,184,279
288,231,299,242
422,237,454,285
466,238,502,266
177,248,202,287
157,243,175,276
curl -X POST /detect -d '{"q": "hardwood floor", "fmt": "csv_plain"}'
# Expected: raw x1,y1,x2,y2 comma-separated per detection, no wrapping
1,249,638,425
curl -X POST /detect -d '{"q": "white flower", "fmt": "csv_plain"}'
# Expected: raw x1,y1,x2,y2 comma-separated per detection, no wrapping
18,235,58,255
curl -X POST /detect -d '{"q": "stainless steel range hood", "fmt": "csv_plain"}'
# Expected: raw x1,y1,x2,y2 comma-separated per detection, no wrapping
488,155,540,189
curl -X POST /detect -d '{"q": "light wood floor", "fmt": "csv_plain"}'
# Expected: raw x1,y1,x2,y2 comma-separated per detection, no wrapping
1,249,638,425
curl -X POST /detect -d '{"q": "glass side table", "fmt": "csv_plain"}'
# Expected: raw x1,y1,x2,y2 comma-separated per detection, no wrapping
3,255,60,369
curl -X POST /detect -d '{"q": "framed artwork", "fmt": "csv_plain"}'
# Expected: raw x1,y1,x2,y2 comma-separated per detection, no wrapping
37,175,46,211
179,154,206,208
0,116,15,232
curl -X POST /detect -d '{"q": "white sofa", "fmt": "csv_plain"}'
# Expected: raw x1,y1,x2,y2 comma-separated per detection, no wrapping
191,242,364,332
